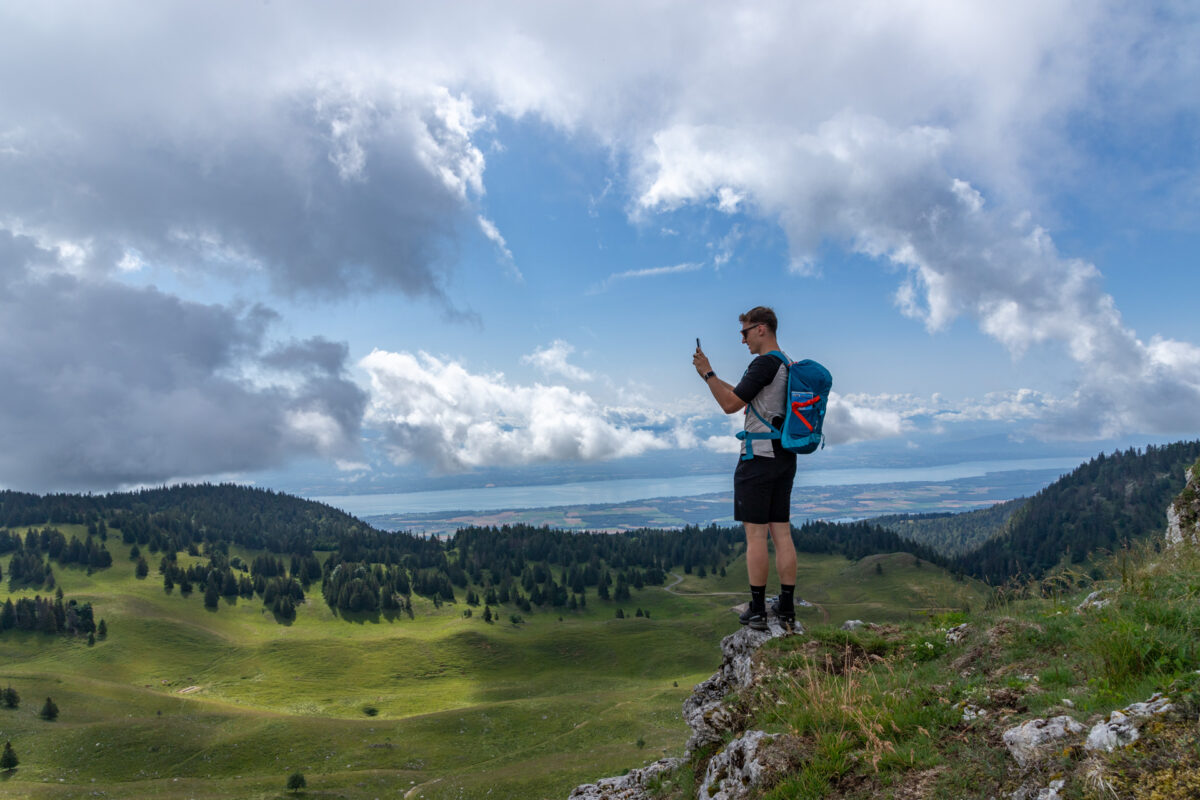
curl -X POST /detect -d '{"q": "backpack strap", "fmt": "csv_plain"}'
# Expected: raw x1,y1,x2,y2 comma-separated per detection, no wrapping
737,351,790,461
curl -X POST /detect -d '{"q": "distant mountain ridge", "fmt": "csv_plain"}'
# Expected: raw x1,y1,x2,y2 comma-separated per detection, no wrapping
947,441,1200,583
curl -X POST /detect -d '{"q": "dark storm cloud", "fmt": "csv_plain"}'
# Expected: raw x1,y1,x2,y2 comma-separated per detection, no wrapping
0,249,366,492
265,338,355,377
0,94,470,300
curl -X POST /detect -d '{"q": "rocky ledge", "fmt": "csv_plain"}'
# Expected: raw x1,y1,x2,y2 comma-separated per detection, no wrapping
569,606,800,800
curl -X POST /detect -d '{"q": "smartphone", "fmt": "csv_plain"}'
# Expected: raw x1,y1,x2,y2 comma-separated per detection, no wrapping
696,337,701,350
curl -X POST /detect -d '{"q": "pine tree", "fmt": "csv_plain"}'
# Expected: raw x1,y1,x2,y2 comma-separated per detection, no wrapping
204,584,220,609
39,696,58,721
0,740,17,771
482,605,493,624
1,686,17,709
98,619,107,638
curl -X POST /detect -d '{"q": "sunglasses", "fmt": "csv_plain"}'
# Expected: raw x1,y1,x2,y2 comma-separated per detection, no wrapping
740,324,761,338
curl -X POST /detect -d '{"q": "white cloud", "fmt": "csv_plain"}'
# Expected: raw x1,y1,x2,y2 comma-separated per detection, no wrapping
477,214,521,279
362,349,670,472
633,107,1200,438
822,393,908,445
521,340,594,382
590,261,703,293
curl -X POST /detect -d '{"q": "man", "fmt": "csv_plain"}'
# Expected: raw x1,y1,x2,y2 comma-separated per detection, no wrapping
692,306,797,630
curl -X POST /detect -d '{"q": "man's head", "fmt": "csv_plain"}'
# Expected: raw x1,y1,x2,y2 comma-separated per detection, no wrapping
739,306,779,355
739,306,777,334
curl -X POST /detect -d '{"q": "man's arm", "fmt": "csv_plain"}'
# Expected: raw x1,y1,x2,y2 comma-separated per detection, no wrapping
693,349,747,414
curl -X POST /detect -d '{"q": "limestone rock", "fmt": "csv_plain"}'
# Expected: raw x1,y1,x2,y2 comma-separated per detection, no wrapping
945,623,972,644
696,730,776,800
1084,692,1175,753
682,612,799,753
841,619,865,631
1002,716,1084,768
1084,710,1140,752
1074,590,1110,613
1010,778,1066,800
956,701,986,722
1166,464,1199,546
568,757,684,800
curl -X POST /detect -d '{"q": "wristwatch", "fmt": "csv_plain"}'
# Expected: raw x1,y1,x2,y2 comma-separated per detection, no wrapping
702,371,715,381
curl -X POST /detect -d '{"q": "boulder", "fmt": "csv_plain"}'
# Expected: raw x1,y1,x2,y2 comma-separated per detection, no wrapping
841,619,865,631
1002,716,1084,768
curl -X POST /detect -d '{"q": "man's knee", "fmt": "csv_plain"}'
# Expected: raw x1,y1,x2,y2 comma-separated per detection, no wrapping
744,523,770,542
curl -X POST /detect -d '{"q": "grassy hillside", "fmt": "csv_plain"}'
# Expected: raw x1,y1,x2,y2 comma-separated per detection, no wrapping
649,539,1200,800
871,498,1026,557
0,530,986,799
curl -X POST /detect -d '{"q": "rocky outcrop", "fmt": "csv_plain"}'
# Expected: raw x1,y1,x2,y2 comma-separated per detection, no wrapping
696,730,778,800
570,608,801,799
1166,462,1200,546
683,611,798,752
567,758,685,800
998,690,1179,800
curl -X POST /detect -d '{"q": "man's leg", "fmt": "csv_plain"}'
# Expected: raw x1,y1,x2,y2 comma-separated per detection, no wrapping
768,521,797,622
742,522,769,627
744,522,770,585
767,522,796,585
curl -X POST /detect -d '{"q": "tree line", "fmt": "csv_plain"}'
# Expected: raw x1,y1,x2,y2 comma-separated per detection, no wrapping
953,441,1200,584
0,589,102,638
6,443,1195,623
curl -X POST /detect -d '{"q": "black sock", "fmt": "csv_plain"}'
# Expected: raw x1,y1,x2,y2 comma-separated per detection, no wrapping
778,584,795,610
750,585,766,613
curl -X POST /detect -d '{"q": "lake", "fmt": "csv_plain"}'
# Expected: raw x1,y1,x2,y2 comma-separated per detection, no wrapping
309,456,1086,518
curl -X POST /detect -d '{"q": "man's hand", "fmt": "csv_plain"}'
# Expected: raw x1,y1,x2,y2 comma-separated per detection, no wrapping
694,346,746,414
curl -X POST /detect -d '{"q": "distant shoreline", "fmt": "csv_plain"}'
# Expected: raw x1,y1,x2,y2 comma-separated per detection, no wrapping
345,465,1078,536
310,456,1086,520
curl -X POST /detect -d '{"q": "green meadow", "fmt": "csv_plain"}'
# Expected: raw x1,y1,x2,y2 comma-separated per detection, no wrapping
1,529,987,800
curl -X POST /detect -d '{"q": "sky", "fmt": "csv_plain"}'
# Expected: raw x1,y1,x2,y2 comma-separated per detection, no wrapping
1,1,1199,497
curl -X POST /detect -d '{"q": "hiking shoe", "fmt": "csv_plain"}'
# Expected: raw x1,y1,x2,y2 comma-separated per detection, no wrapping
739,605,768,631
770,598,795,625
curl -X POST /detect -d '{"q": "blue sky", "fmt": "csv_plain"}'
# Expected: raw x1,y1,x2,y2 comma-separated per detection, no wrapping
1,1,1198,495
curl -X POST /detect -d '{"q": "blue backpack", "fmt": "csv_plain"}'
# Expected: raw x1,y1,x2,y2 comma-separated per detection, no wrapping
737,350,832,460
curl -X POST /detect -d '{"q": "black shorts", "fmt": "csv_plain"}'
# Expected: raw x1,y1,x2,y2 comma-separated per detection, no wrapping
733,453,797,524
